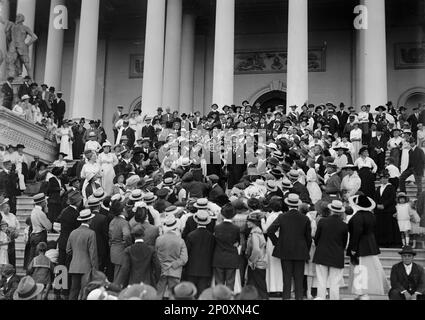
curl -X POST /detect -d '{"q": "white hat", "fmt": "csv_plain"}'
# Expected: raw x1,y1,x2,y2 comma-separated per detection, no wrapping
162,215,179,232
284,194,302,207
102,141,112,148
77,209,95,221
21,94,30,100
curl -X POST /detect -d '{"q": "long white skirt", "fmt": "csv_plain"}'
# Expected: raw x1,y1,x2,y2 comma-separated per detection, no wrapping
265,239,283,293
100,163,115,196
307,181,322,205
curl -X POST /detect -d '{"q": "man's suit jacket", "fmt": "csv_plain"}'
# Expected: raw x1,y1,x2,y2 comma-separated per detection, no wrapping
208,184,225,204
337,111,349,131
313,215,348,269
17,82,31,99
375,184,397,215
212,221,240,269
0,274,20,300
57,206,80,250
66,224,98,274
90,212,109,265
182,216,216,240
347,210,380,258
267,209,312,261
408,147,425,175
28,160,39,180
290,181,311,204
408,114,420,132
52,99,66,117
121,127,135,149
390,262,425,296
115,241,161,288
141,125,157,143
185,227,215,277
155,231,188,278
370,136,388,158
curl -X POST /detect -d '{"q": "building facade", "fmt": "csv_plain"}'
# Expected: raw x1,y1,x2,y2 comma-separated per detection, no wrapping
1,0,425,139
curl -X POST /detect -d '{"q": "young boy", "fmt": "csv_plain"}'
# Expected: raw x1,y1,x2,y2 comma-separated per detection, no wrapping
27,242,55,300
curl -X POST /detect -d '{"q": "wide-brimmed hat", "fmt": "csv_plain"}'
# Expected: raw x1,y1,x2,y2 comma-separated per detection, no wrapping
270,168,284,179
247,211,263,223
349,195,376,211
51,166,64,176
194,198,209,209
334,145,349,152
33,193,47,205
397,192,409,202
327,200,345,213
281,179,293,189
126,175,141,187
375,105,386,112
162,215,179,232
68,190,83,205
164,206,180,217
92,188,106,202
77,209,95,221
129,189,143,201
143,192,157,204
163,177,175,187
284,194,302,207
0,197,9,206
13,276,44,300
266,180,278,192
193,210,211,226
358,147,369,155
399,245,416,256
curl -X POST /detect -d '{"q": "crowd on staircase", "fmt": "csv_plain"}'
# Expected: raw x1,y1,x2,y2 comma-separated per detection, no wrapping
2,98,425,300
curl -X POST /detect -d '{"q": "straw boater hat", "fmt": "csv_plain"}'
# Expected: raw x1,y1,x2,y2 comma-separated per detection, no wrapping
77,209,96,221
87,196,101,208
92,188,106,202
266,180,278,192
126,175,141,188
281,179,293,189
13,276,44,300
89,131,97,138
327,200,345,213
284,194,302,207
102,141,112,148
0,197,9,206
143,192,157,204
32,193,47,205
194,198,209,210
163,177,175,187
172,282,197,300
193,210,211,226
129,189,143,202
349,195,376,211
334,145,349,152
287,170,300,181
162,215,179,232
164,206,180,217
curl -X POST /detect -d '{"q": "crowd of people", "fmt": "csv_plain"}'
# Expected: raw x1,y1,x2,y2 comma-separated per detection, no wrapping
2,92,425,300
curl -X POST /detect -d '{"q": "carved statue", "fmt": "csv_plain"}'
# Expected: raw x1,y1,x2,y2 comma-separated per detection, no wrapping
0,13,38,78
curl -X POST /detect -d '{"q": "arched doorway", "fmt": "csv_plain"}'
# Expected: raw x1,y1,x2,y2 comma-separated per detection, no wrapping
254,90,287,113
398,87,425,113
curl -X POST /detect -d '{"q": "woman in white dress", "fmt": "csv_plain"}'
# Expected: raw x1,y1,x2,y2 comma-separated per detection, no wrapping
32,103,43,124
306,159,322,205
350,122,362,163
80,151,101,180
400,130,415,183
98,141,119,195
417,124,425,158
52,152,68,173
261,199,283,294
57,121,73,161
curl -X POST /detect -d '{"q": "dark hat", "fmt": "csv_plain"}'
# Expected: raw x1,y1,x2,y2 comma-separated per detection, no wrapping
24,76,31,80
51,166,64,176
16,144,25,149
375,105,386,112
270,168,284,178
247,211,263,223
349,195,376,211
399,106,406,111
41,84,48,88
117,105,124,109
49,86,55,91
208,174,220,183
397,192,409,202
359,146,368,155
58,152,67,158
399,245,416,256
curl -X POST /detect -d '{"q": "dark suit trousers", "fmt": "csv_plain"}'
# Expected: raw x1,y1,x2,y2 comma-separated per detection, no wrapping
247,267,268,300
186,276,211,298
388,289,425,300
281,260,305,300
214,268,236,291
399,168,423,196
69,274,83,300
7,240,15,267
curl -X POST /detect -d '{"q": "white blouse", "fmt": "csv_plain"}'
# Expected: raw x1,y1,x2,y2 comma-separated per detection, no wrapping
354,156,377,173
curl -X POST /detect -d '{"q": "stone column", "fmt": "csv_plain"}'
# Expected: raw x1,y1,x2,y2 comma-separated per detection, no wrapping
212,0,235,107
179,13,196,114
16,0,36,78
0,0,9,81
44,0,65,90
141,0,166,116
70,0,100,120
69,18,80,118
356,0,387,108
203,34,214,114
286,0,308,111
162,0,182,110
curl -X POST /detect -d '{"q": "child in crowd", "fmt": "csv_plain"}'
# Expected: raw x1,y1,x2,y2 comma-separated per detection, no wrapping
0,221,10,264
27,242,55,300
385,157,400,190
394,193,417,246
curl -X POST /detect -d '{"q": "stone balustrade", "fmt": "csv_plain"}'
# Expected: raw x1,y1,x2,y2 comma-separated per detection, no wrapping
0,107,57,163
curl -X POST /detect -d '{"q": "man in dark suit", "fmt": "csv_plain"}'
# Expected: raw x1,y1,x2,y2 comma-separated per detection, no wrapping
336,103,349,136
28,155,40,181
39,84,51,114
313,200,348,300
1,76,14,110
87,194,109,276
17,76,31,99
207,175,225,204
115,225,161,288
66,209,98,300
288,170,311,204
212,204,240,290
121,120,135,149
0,264,20,300
408,107,420,139
266,193,312,300
184,210,215,296
369,128,388,176
399,137,425,197
389,246,425,300
141,117,157,143
52,91,66,127
46,167,64,224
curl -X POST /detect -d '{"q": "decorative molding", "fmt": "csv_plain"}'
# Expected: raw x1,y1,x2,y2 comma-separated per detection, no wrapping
397,87,425,108
249,80,287,105
0,108,57,163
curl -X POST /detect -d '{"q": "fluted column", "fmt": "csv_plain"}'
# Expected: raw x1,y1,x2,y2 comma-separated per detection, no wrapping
179,13,196,114
70,0,100,120
16,0,36,78
356,0,387,108
141,0,166,116
162,0,182,110
0,0,9,81
286,0,308,111
212,0,235,107
44,0,65,90
69,18,80,118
